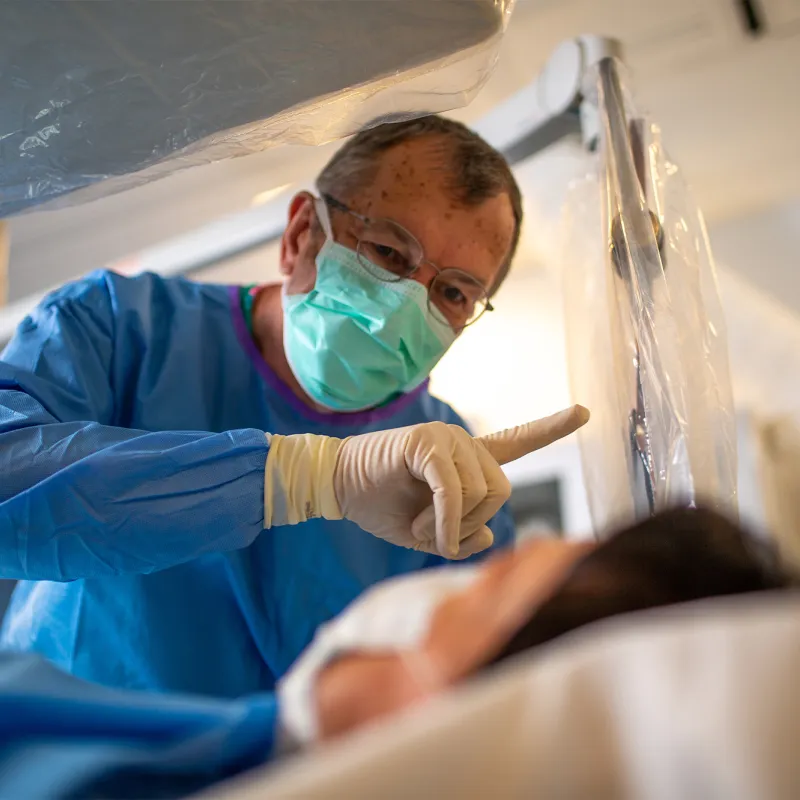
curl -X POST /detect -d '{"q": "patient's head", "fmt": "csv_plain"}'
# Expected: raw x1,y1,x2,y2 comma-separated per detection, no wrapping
315,507,793,741
487,507,791,667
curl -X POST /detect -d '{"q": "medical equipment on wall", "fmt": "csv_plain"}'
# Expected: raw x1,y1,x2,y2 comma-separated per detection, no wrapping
0,1,513,217
478,36,737,531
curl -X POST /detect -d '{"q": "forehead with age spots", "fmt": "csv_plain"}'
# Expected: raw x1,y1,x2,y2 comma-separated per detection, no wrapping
343,137,516,289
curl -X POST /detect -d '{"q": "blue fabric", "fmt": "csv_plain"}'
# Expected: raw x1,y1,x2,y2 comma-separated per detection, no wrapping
0,651,276,799
0,271,514,698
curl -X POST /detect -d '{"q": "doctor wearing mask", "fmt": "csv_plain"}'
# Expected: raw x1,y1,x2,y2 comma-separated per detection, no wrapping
0,115,588,698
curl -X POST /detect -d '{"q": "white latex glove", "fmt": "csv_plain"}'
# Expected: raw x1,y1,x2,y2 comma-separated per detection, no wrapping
264,405,589,560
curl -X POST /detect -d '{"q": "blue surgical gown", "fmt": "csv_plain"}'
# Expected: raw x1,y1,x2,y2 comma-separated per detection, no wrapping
0,651,276,799
0,270,514,697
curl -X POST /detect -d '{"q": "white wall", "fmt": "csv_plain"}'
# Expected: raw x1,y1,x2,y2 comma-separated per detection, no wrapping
428,271,573,433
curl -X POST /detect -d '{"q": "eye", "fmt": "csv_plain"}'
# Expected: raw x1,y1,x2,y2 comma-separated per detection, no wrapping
442,285,467,307
365,242,412,275
375,244,398,260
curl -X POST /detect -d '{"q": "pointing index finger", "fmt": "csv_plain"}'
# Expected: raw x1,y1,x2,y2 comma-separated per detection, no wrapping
477,405,590,466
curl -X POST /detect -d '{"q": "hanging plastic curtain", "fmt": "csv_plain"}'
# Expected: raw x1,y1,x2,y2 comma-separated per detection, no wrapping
561,58,737,534
0,1,514,216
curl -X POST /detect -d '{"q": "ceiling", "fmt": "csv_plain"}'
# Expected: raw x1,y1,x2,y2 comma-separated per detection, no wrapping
4,0,800,314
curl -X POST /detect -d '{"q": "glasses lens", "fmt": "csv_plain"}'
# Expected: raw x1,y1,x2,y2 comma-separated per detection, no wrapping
357,219,422,281
429,270,489,329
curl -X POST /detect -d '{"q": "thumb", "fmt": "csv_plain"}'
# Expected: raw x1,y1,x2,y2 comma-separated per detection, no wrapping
477,405,590,466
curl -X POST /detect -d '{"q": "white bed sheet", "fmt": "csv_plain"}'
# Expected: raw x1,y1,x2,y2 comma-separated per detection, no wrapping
205,594,800,800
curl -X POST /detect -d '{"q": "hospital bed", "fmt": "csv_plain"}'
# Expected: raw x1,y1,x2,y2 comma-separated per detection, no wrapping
205,593,800,799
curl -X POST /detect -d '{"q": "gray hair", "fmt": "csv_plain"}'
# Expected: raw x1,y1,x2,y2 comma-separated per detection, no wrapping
316,115,523,295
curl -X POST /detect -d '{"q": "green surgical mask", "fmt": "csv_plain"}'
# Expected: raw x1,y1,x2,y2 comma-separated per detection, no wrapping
282,209,456,412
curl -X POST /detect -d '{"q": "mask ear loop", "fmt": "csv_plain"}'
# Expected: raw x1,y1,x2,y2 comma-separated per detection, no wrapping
313,193,335,241
281,194,334,303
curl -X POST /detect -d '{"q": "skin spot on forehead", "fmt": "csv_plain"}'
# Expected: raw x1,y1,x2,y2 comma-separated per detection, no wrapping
492,229,508,250
347,138,516,286
376,141,448,197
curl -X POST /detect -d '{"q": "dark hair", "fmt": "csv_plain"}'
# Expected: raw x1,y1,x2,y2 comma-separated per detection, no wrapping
488,507,793,668
316,115,522,296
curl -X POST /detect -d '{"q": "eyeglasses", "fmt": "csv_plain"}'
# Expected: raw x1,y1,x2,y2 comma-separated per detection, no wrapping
322,194,494,330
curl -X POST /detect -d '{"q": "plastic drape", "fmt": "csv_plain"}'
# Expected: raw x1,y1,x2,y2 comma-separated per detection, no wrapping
562,59,737,534
0,1,514,217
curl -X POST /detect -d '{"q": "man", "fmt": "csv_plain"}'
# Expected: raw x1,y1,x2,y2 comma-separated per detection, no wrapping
0,508,792,800
0,116,587,698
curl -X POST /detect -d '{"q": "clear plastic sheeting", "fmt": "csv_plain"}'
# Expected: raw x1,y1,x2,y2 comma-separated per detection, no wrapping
0,1,514,217
562,59,737,534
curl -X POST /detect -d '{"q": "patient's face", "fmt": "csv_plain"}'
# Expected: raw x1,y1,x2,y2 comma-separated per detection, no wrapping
420,538,595,685
315,537,593,741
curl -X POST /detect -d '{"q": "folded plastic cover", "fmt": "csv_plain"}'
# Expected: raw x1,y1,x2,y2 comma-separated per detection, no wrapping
0,1,513,217
562,59,737,533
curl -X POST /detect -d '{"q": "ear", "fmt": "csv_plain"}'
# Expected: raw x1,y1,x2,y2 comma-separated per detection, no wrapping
279,192,316,277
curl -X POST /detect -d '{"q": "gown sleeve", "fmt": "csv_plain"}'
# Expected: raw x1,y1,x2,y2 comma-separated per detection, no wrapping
0,273,270,581
0,651,277,799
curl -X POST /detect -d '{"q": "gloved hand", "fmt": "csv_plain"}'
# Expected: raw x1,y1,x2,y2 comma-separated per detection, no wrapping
264,405,589,560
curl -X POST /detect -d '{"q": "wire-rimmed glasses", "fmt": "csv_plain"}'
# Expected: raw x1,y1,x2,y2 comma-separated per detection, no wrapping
323,194,494,330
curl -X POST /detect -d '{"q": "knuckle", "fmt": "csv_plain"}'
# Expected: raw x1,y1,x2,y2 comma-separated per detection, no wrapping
425,420,449,439
462,484,486,507
447,423,472,442
494,470,512,500
464,472,488,498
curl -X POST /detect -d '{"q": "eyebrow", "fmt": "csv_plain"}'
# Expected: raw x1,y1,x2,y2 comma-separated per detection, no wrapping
324,192,494,290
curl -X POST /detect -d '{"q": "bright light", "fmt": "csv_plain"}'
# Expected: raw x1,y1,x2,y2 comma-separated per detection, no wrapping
251,184,292,207
430,273,573,435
